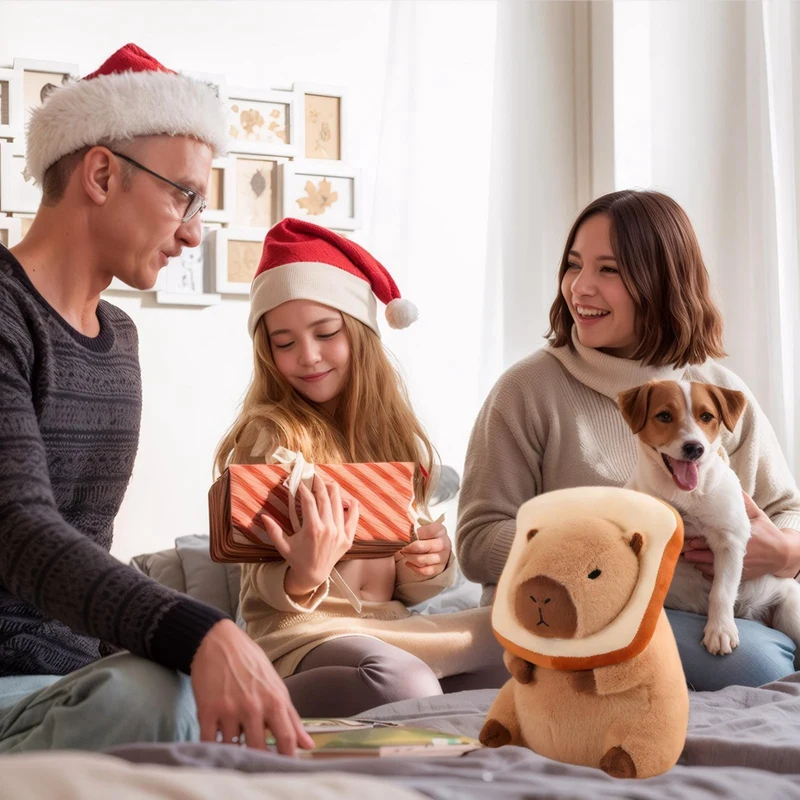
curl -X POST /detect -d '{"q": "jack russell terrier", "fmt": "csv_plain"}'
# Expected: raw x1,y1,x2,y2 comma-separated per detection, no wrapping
618,380,800,656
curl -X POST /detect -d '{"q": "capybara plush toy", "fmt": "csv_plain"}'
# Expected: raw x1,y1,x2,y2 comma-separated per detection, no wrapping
481,486,689,779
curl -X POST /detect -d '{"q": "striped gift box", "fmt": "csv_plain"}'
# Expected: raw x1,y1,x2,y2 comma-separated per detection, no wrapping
209,462,417,563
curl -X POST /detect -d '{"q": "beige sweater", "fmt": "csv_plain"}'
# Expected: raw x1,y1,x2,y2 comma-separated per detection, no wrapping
457,330,800,605
234,430,498,678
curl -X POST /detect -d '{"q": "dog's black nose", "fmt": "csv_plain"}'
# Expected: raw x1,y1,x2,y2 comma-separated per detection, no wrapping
682,441,705,461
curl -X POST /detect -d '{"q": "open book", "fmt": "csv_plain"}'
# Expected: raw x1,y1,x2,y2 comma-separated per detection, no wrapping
266,719,481,759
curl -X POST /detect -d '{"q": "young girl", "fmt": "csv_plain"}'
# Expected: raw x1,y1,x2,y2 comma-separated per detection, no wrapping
457,190,800,692
215,218,502,718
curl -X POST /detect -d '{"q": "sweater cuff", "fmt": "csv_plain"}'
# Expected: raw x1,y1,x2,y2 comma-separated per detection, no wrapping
149,597,229,674
773,514,800,534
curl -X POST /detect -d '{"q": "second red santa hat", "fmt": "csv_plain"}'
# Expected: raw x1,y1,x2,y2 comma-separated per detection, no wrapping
248,218,418,339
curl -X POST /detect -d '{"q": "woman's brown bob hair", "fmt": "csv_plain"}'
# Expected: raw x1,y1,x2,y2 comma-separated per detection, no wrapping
546,189,726,367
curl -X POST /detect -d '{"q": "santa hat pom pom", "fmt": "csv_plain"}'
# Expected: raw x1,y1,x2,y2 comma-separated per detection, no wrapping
385,298,419,329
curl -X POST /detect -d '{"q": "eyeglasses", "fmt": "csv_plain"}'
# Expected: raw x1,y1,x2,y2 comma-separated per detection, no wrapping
110,151,207,223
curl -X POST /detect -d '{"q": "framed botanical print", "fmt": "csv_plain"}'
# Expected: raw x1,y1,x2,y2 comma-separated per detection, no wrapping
0,216,22,248
0,68,21,140
210,227,266,295
203,157,234,224
12,58,80,153
0,140,41,213
226,87,297,158
280,160,361,231
293,83,347,162
155,225,221,306
232,154,284,229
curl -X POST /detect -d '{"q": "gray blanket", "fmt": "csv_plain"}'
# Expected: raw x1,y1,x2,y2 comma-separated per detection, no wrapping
110,673,800,799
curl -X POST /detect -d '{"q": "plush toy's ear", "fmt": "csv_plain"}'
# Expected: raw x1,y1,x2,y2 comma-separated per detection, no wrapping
703,384,747,432
629,532,644,556
526,528,539,542
617,384,654,434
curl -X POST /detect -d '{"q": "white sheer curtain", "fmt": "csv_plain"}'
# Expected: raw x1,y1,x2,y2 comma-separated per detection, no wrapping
480,0,800,478
613,0,800,477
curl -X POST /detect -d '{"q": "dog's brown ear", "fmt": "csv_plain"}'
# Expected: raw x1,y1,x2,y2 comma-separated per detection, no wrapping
704,385,747,432
617,384,653,434
629,532,643,556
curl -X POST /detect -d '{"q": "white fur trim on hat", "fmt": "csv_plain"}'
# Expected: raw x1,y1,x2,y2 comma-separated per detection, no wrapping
248,261,379,339
25,70,228,185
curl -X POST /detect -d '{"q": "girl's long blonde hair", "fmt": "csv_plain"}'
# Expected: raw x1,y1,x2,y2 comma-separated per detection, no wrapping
214,313,436,508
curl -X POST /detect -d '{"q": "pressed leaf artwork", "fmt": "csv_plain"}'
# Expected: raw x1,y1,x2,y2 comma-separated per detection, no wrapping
22,71,70,125
235,158,275,227
227,240,261,285
228,100,288,146
304,94,340,160
296,178,338,216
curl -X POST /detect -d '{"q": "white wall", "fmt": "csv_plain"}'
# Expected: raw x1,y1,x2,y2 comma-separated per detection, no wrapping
0,0,497,561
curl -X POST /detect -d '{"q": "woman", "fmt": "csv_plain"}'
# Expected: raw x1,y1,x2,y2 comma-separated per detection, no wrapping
457,190,800,691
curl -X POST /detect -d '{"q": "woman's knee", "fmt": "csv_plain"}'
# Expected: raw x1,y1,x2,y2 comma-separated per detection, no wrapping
667,609,796,691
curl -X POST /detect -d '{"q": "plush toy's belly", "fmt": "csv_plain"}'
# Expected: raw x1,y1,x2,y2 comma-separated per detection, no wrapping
514,669,650,766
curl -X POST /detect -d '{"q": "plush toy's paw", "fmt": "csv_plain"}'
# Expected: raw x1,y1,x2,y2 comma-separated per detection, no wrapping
702,617,739,655
569,669,596,694
505,653,535,684
600,746,637,779
480,718,512,748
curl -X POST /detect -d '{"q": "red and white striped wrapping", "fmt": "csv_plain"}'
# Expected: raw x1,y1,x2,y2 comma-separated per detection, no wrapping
209,462,417,563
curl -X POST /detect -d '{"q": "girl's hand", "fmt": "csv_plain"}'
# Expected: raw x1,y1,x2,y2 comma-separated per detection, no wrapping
394,521,452,582
682,491,791,581
260,474,359,598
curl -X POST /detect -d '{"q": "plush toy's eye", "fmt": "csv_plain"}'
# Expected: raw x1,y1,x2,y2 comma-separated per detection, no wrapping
588,569,601,580
527,528,539,542
543,598,551,604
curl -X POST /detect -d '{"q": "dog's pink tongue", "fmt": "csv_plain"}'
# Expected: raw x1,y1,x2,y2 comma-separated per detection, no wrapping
667,456,699,491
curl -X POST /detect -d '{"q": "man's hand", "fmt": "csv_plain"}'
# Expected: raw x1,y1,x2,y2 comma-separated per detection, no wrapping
191,619,313,755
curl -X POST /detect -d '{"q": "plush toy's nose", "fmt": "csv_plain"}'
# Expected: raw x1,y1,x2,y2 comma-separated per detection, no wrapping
515,575,577,638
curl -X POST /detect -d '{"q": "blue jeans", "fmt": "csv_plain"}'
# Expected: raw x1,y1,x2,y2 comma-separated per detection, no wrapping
0,652,199,753
666,608,797,691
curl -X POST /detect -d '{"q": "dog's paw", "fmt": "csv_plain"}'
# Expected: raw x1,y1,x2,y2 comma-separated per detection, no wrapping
702,619,740,655
480,718,512,748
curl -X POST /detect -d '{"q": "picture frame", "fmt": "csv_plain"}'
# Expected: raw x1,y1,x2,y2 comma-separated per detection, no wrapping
210,226,267,295
280,160,361,231
203,157,234,224
293,83,347,162
226,86,297,158
0,140,41,213
0,68,22,140
12,58,80,154
0,215,22,248
156,224,221,306
231,154,285,229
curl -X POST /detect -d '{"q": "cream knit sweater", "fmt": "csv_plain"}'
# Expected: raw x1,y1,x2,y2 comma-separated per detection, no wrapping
457,329,800,606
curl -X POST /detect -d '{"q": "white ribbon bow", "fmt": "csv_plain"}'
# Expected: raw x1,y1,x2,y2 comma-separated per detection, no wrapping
270,448,362,613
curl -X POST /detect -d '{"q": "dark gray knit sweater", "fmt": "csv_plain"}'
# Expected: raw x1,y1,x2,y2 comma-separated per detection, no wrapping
0,245,227,676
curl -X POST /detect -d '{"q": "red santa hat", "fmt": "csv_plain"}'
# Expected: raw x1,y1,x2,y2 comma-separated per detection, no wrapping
248,218,418,339
25,43,228,185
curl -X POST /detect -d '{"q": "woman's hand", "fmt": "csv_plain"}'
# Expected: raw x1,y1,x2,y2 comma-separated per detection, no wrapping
260,474,359,599
682,491,793,581
394,521,452,583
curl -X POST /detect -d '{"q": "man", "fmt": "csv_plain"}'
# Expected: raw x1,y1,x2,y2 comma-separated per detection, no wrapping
0,44,312,755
